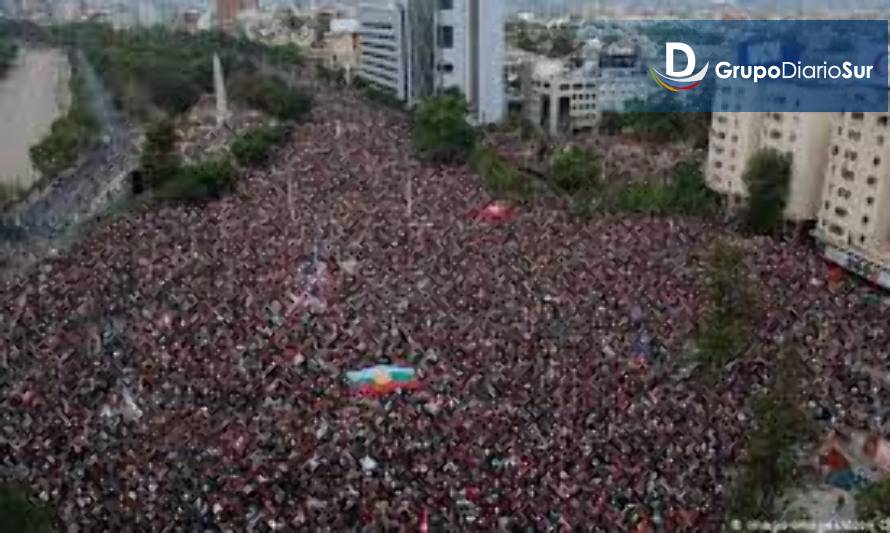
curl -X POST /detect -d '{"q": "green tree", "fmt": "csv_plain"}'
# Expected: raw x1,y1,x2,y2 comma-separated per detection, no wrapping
549,146,601,194
548,27,579,58
856,478,890,520
621,97,711,146
29,69,99,177
516,28,537,53
0,38,17,79
0,485,52,533
414,89,477,164
139,118,180,190
727,348,811,522
155,158,236,202
741,149,792,236
231,125,291,167
668,161,719,216
598,111,624,135
230,74,313,121
470,147,531,198
609,161,717,216
622,101,686,142
696,240,756,370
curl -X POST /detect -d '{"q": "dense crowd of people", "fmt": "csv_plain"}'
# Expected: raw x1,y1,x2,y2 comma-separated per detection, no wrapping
1,88,888,530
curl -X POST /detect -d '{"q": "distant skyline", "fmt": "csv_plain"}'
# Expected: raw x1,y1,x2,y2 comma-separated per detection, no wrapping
19,0,890,16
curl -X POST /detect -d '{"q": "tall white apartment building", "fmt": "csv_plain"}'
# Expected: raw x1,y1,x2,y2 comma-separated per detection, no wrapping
706,111,763,205
707,89,890,288
357,0,505,124
358,0,434,102
706,107,832,221
434,0,506,123
814,111,890,287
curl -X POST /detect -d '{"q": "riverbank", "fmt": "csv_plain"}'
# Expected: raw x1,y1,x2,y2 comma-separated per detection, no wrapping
0,46,70,197
0,51,137,277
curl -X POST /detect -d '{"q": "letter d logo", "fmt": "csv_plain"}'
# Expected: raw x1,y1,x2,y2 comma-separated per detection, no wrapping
666,42,697,77
649,41,709,92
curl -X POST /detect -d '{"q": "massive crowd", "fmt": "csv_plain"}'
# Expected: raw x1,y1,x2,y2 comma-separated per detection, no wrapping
1,89,888,530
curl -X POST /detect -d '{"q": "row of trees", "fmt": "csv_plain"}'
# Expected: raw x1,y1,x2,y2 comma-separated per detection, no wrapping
35,24,312,201
0,38,16,79
508,20,580,58
29,64,100,178
136,119,296,203
412,89,793,236
8,23,308,187
47,24,305,121
39,25,314,202
601,95,712,149
412,90,722,216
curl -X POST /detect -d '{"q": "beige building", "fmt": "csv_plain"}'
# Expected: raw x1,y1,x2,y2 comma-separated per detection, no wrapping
814,111,890,287
706,108,831,221
706,111,763,205
524,58,600,136
309,19,360,83
707,97,890,287
761,112,832,221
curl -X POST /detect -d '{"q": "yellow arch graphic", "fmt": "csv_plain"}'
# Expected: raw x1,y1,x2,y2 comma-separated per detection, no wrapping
649,67,680,93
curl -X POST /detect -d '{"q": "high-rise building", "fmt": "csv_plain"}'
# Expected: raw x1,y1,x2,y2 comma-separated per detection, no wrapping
357,0,433,103
357,0,505,124
217,0,257,30
814,110,890,287
706,89,890,289
706,107,831,221
435,0,506,124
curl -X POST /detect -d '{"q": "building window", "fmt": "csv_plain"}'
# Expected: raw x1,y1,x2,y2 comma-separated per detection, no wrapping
437,63,454,73
439,0,453,9
437,26,454,48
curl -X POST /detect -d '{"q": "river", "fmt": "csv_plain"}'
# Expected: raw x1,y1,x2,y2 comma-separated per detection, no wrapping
0,47,71,191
